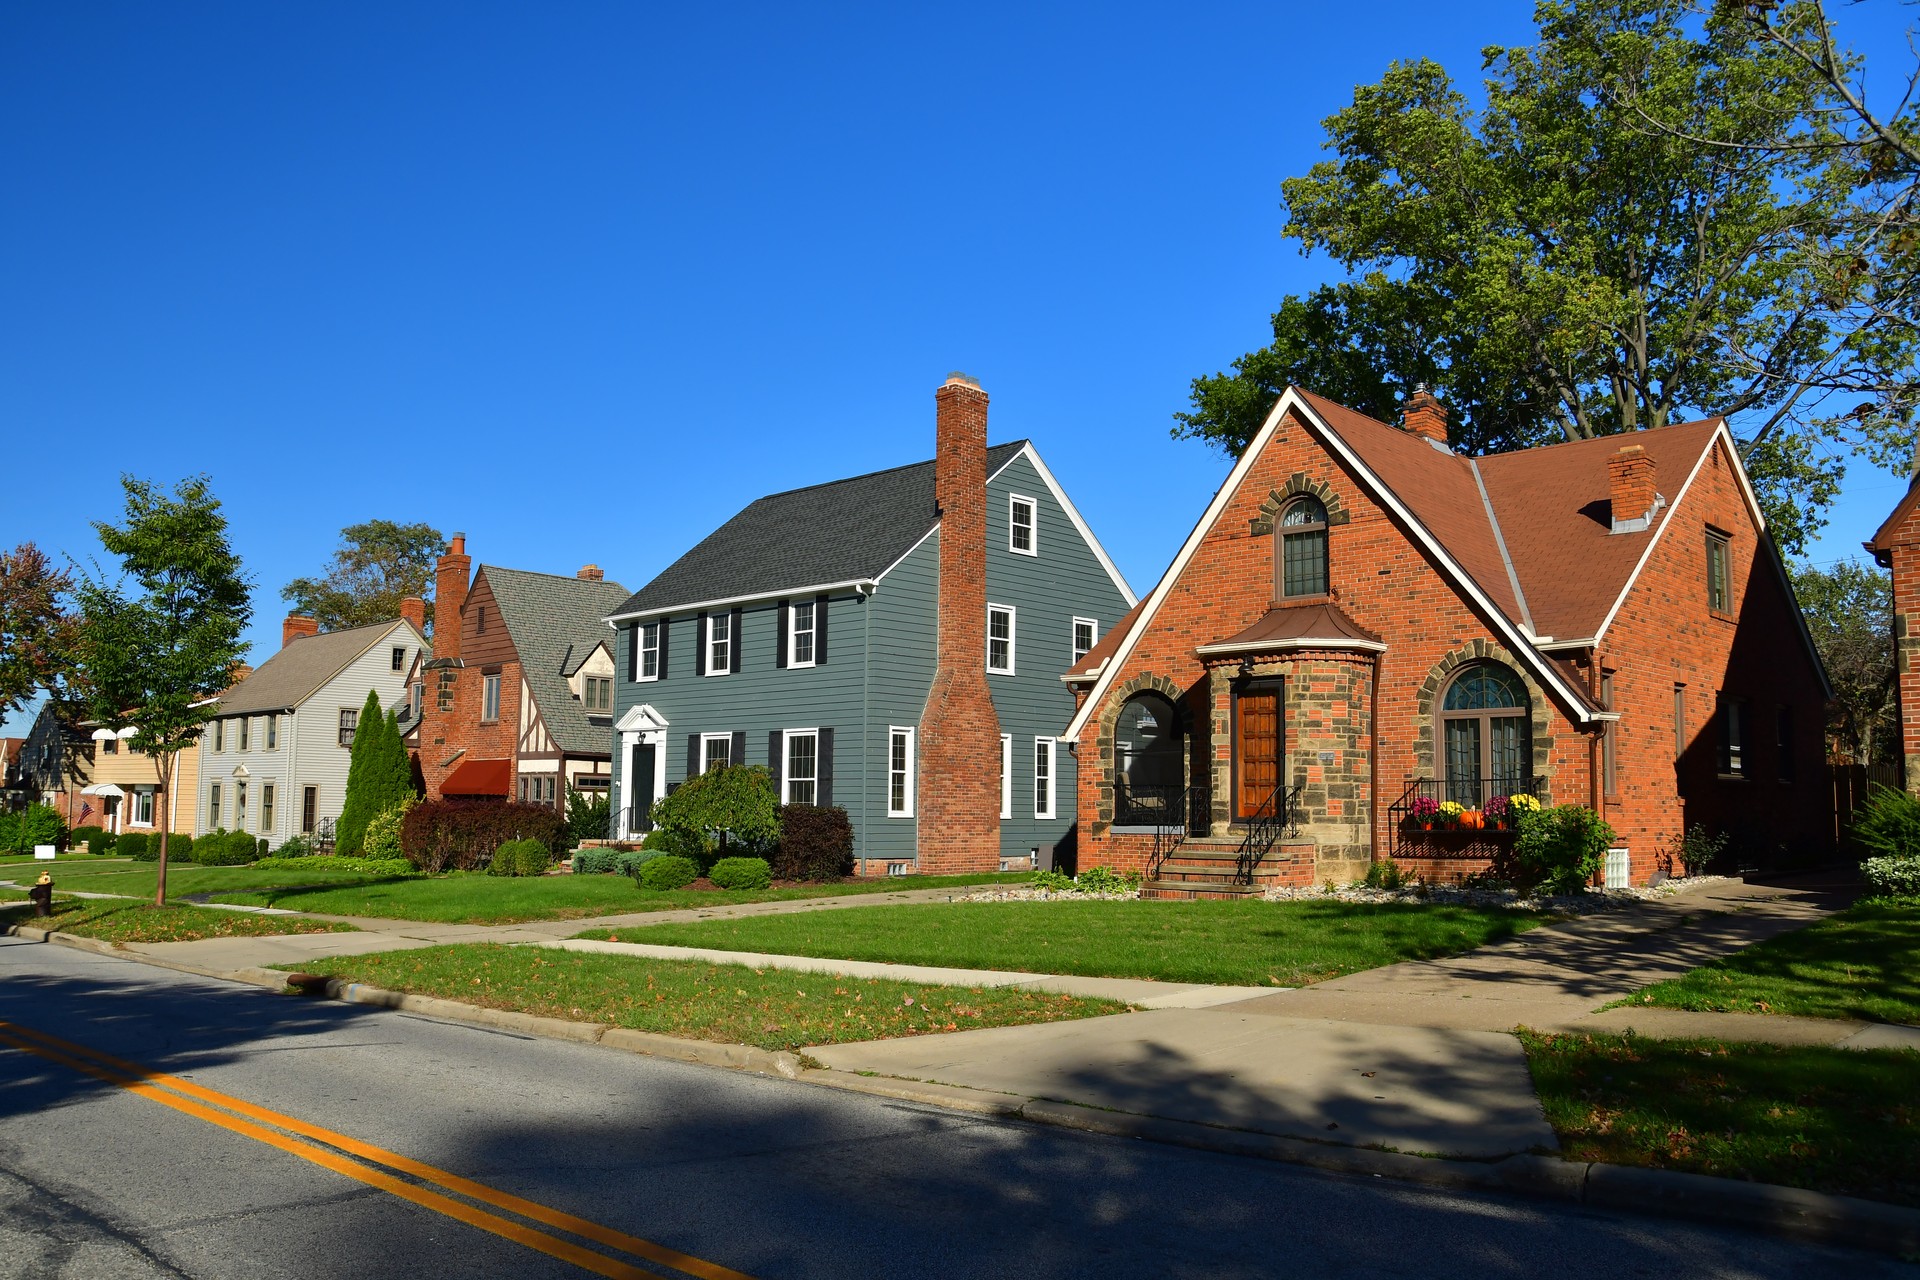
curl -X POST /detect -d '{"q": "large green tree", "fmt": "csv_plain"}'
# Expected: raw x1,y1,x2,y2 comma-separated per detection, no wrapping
1792,558,1895,767
282,519,443,633
75,476,252,905
1179,0,1919,555
0,542,78,719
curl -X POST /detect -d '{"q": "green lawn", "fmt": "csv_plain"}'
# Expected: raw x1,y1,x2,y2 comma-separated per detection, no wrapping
207,871,1030,925
1523,1031,1920,1207
1626,900,1920,1025
576,898,1548,986
286,944,1126,1051
1,893,359,945
0,853,128,868
4,861,380,899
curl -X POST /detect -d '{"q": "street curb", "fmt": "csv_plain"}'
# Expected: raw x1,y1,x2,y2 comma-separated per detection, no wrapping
10,924,1919,1258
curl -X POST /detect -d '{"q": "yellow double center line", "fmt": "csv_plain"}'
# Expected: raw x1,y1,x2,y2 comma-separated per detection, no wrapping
0,1019,754,1280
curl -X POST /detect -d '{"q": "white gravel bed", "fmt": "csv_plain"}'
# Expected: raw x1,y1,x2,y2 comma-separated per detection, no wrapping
1262,874,1735,912
957,887,1141,902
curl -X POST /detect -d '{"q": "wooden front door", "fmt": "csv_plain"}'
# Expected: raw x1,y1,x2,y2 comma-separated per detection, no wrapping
1236,682,1283,820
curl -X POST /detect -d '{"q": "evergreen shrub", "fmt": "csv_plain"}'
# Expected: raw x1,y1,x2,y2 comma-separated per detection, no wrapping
636,854,698,891
708,856,772,890
486,838,552,877
118,832,151,861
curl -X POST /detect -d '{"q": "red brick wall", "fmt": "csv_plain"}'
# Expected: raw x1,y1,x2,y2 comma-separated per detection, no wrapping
416,567,525,801
1074,410,1826,884
1880,500,1920,789
917,376,1004,874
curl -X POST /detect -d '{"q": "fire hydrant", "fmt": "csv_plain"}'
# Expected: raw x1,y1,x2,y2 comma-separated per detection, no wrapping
28,872,53,918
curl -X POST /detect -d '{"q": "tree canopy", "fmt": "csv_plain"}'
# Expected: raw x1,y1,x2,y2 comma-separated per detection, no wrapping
0,541,78,719
75,475,252,904
282,519,443,633
1792,558,1894,767
650,764,779,854
1178,0,1919,555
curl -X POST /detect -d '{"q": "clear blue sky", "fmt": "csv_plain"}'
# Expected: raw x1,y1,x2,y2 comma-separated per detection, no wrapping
1,1,1911,676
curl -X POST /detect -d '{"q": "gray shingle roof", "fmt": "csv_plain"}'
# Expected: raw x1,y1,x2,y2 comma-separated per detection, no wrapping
611,441,1029,619
481,566,631,758
216,621,414,716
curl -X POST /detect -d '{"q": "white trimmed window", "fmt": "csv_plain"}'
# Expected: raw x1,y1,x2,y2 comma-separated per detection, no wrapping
133,786,155,827
887,727,915,817
265,714,278,750
784,730,819,805
639,621,661,681
701,733,733,773
208,783,222,827
1009,495,1037,555
261,783,275,833
1000,733,1012,820
214,719,225,752
238,717,250,751
338,708,358,747
1033,737,1056,819
584,676,611,712
482,674,501,722
790,600,816,667
1071,617,1097,664
707,613,731,676
988,604,1015,674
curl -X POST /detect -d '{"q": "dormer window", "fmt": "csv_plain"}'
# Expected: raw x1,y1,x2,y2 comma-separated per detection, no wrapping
583,676,611,712
1278,497,1329,598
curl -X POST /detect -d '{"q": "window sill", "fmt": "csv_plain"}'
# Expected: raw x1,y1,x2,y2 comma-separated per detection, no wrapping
1716,773,1748,782
1708,609,1736,624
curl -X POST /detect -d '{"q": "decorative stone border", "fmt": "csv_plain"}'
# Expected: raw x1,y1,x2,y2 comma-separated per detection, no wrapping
1412,640,1556,794
1090,672,1189,833
1250,473,1352,535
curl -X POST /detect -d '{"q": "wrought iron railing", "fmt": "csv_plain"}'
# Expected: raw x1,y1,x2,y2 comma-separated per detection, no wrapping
1236,776,1305,884
621,804,655,839
1387,776,1545,860
1117,782,1211,878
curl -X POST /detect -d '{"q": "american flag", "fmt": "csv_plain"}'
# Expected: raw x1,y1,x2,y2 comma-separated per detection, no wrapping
80,801,92,820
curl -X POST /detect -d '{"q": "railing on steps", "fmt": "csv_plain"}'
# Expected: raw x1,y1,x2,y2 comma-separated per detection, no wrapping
1115,782,1211,880
1236,777,1305,885
620,804,655,840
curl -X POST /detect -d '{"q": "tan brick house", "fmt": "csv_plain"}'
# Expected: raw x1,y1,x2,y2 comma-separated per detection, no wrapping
1062,386,1831,895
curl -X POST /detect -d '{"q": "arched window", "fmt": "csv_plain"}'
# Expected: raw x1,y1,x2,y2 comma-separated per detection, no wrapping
1114,692,1184,824
1438,663,1531,807
1277,497,1329,599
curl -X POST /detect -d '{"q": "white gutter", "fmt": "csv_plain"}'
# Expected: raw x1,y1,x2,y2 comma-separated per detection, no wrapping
606,579,879,626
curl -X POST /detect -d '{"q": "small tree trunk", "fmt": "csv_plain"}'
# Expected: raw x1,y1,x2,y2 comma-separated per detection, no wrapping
154,754,174,907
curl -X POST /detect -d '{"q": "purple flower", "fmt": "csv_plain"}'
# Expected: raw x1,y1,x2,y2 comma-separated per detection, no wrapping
1408,796,1440,819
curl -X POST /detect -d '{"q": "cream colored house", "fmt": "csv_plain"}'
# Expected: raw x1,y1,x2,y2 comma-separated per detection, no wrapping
77,723,201,837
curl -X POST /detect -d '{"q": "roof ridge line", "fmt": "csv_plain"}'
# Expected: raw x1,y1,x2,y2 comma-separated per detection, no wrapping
747,439,1030,504
1469,457,1538,637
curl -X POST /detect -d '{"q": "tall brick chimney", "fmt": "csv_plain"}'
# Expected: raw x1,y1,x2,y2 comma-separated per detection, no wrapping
1607,443,1659,532
576,564,604,581
917,374,1004,874
282,616,319,648
435,534,471,661
399,595,426,635
1401,384,1449,445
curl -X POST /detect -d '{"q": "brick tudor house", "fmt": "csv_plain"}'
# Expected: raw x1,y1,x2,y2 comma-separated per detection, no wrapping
406,538,631,812
1867,467,1920,788
1061,386,1831,896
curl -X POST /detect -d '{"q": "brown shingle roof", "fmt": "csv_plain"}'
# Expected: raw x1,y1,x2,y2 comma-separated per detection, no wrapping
1196,601,1384,654
215,620,414,716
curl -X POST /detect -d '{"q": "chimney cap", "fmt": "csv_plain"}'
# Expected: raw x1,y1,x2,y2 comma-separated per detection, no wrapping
942,371,982,390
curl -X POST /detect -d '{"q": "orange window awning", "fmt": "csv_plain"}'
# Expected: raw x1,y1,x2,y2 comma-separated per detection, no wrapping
442,758,513,797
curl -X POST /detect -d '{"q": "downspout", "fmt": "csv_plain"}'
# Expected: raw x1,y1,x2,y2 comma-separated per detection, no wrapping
1369,654,1381,874
1585,647,1602,815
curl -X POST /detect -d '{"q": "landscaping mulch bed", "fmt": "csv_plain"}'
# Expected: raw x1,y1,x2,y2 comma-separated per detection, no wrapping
1523,1030,1920,1208
286,944,1127,1051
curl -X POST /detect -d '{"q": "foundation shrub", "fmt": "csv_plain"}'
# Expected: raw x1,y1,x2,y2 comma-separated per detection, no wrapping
400,800,566,874
68,825,103,852
0,803,66,853
772,805,853,881
486,838,552,877
614,849,662,877
118,832,151,861
708,856,772,891
1513,804,1612,894
192,829,258,866
636,854,699,891
1852,784,1920,861
572,847,618,875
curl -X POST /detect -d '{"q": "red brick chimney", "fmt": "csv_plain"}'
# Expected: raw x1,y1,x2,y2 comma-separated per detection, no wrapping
576,564,604,581
1401,384,1449,445
1607,443,1658,530
435,534,471,660
399,595,426,635
917,374,1004,874
282,616,319,648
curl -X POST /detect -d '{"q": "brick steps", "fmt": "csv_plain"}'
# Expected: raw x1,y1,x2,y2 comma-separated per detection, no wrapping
1140,836,1309,900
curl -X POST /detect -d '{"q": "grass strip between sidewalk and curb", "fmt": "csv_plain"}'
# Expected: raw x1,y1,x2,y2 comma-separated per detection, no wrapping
206,871,1030,924
1619,899,1920,1025
1521,1030,1920,1209
282,943,1129,1051
0,895,358,945
576,898,1549,986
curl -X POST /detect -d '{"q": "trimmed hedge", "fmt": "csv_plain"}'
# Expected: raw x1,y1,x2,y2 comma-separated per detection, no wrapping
636,855,698,891
118,832,152,861
615,848,662,877
708,856,772,890
192,829,258,866
400,800,567,873
572,847,619,875
773,805,854,881
86,831,117,856
69,825,103,852
252,855,414,876
487,838,552,877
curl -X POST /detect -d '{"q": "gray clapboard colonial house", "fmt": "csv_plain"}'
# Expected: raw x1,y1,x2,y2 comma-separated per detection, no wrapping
195,612,428,847
607,374,1134,874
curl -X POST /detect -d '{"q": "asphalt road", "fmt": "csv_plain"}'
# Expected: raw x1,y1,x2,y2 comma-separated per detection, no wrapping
0,936,1903,1280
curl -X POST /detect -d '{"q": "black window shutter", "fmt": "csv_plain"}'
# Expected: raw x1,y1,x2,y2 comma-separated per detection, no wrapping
815,594,829,665
626,622,638,682
776,601,789,669
768,730,784,794
686,734,700,780
731,730,746,766
658,617,670,679
818,727,834,808
730,607,744,673
695,613,707,676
